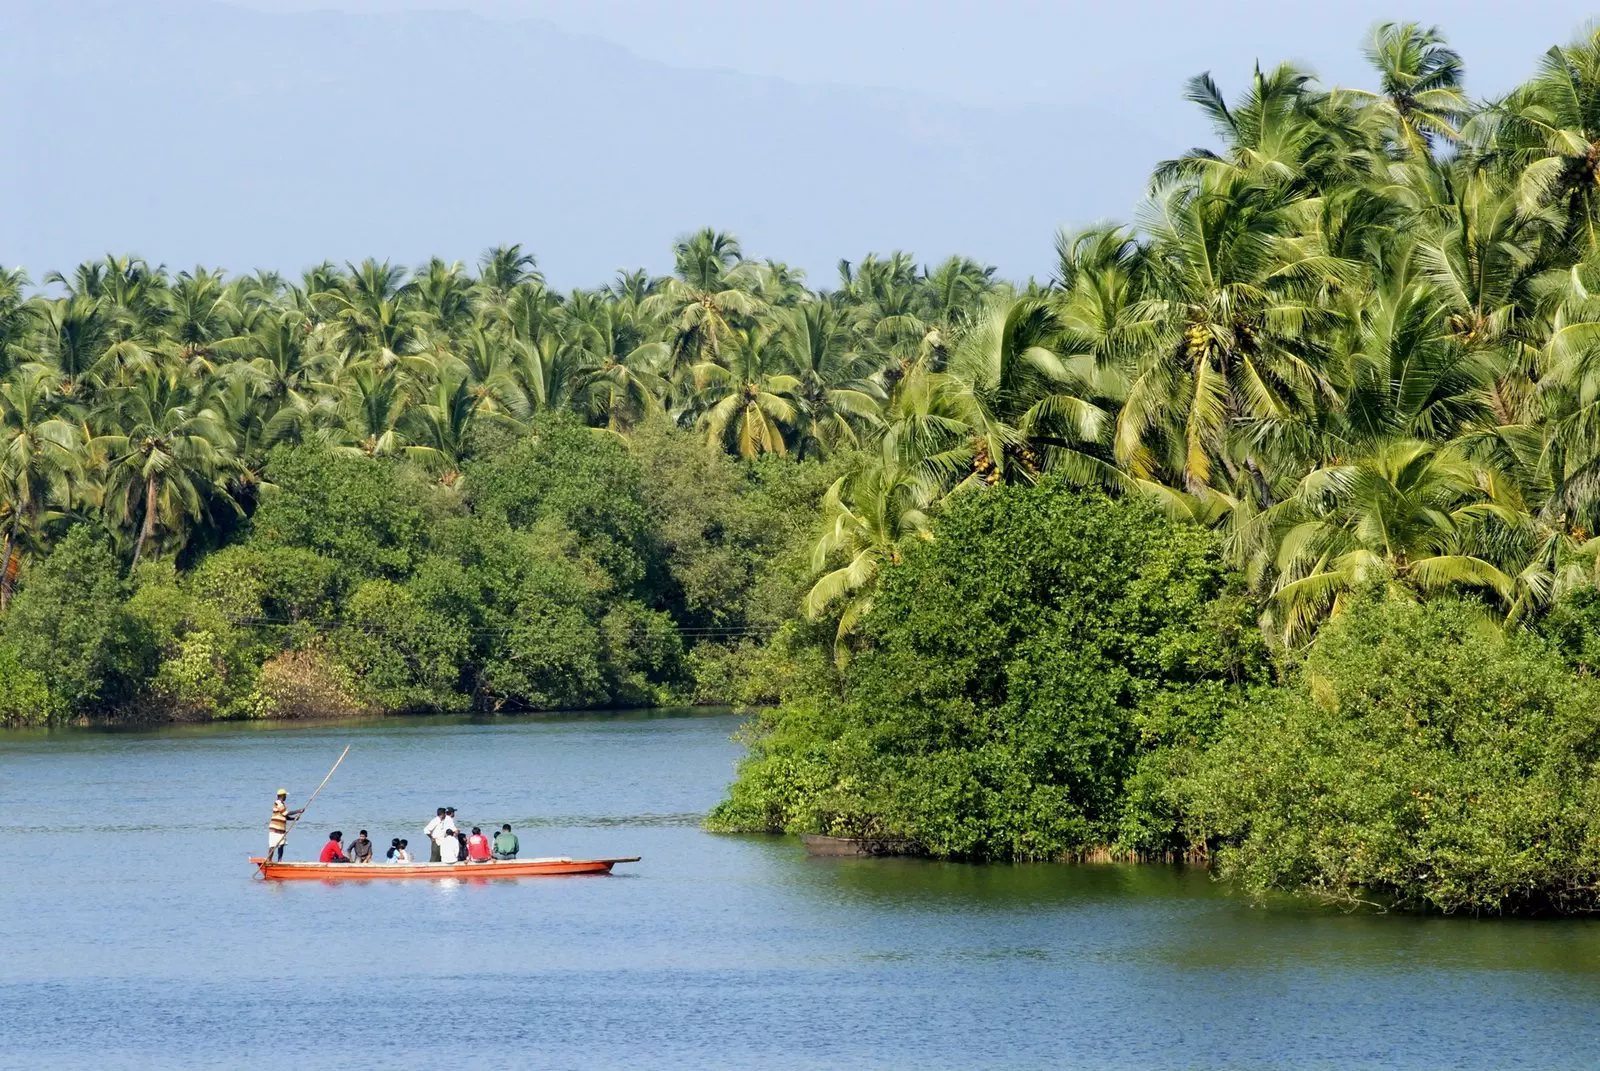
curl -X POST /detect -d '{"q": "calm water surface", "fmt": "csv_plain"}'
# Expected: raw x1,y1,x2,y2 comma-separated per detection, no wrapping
4,710,1600,1070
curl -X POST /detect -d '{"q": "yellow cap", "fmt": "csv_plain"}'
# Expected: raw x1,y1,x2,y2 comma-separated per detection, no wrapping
276,788,288,796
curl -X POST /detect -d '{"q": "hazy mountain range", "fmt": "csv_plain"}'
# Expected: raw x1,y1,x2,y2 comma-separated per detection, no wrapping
3,0,1589,287
1,0,1161,287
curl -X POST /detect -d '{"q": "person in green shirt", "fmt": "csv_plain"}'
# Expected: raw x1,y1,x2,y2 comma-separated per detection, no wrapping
492,823,519,859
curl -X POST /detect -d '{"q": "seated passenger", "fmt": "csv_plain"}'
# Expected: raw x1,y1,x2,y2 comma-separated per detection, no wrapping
492,824,519,860
466,826,492,862
349,830,373,864
319,831,348,863
393,839,411,862
439,828,462,863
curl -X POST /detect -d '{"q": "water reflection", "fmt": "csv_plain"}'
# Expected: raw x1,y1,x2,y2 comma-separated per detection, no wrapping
7,711,1600,1070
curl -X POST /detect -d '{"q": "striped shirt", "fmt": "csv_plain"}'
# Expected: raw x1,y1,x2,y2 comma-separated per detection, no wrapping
269,800,289,834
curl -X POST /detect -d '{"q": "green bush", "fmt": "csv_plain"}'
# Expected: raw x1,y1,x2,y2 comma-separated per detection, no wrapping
5,526,148,718
710,481,1266,858
187,544,339,625
125,563,268,720
336,578,472,713
251,447,428,581
0,640,51,726
468,416,656,594
1185,596,1600,914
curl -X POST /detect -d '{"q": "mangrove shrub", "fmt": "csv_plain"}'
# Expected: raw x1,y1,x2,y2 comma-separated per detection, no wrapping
710,481,1267,859
1186,597,1600,914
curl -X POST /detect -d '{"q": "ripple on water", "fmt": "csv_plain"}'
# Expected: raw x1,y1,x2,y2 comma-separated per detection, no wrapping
6,712,1600,1071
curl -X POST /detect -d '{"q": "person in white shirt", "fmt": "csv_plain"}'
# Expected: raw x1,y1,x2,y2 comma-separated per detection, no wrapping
437,807,459,862
423,808,446,862
439,828,462,863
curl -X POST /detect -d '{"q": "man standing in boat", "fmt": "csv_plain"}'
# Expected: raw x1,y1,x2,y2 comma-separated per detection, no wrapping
423,807,446,863
268,789,304,862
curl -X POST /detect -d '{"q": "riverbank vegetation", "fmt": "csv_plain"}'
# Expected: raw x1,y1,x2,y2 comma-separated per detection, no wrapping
10,23,1600,909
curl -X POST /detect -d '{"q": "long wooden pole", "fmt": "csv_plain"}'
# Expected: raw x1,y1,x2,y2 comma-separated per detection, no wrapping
287,744,350,840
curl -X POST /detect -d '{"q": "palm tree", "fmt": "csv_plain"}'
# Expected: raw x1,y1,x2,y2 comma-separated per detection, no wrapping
803,458,933,659
1156,62,1369,195
50,256,171,383
0,268,32,375
1469,28,1600,242
1415,171,1556,425
565,298,670,433
844,252,929,375
1346,22,1469,158
404,372,498,483
332,365,415,459
918,256,999,355
1116,179,1354,497
413,258,477,340
316,259,426,370
477,244,542,320
161,267,239,373
928,295,1122,492
1243,439,1530,643
672,229,743,290
0,368,81,609
27,296,108,399
88,367,237,565
449,324,535,419
644,229,766,372
692,323,800,458
1332,239,1492,451
780,302,883,456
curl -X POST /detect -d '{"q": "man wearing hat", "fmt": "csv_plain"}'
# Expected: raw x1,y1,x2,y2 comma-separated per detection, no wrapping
267,789,305,862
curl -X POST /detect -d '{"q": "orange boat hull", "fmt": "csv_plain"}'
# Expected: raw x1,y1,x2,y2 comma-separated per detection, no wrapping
249,856,638,880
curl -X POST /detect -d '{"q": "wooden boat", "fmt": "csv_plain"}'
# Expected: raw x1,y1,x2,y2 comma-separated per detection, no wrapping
249,856,639,880
800,833,913,857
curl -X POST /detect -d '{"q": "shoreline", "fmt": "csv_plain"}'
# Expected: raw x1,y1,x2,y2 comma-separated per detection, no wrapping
0,702,742,735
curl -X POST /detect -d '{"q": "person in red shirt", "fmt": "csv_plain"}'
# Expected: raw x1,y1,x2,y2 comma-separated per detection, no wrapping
466,826,492,862
319,831,349,863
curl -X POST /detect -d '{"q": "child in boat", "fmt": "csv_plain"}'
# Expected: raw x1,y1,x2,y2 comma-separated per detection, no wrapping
394,839,410,862
466,826,492,862
386,837,411,862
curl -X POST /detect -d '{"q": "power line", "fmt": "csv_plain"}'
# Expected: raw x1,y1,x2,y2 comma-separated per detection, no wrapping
219,613,783,640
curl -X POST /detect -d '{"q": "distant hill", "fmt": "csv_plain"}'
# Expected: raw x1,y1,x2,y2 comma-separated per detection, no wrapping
0,0,1157,286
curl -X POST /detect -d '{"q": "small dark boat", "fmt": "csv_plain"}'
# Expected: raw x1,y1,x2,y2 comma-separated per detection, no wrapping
800,834,913,857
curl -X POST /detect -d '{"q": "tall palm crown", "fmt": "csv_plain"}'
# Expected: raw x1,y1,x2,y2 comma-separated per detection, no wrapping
87,367,237,565
1473,28,1600,246
8,24,1600,657
1350,22,1469,157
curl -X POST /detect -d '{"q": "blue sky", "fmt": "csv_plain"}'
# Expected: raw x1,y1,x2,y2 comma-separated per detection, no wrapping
2,1,1593,288
238,0,1591,107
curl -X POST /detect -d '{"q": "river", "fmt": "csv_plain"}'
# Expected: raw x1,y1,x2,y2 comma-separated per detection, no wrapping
3,709,1600,1070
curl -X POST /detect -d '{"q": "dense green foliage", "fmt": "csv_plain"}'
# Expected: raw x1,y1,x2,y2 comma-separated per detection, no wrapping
0,416,825,723
1186,598,1600,914
710,482,1268,858
14,21,1600,911
706,24,1600,912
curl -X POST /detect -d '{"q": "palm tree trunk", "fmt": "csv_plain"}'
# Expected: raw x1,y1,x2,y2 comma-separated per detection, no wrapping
130,475,157,567
1246,456,1274,509
0,509,19,613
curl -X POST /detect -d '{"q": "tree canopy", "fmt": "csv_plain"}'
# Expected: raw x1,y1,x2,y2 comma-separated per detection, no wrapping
13,22,1600,912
